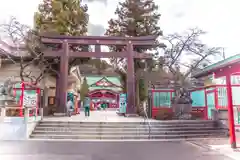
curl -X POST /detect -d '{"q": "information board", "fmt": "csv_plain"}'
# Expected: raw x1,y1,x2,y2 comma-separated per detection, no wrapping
23,92,37,107
118,93,127,113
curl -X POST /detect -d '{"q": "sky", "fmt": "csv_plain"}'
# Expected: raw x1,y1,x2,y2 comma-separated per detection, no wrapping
0,0,239,58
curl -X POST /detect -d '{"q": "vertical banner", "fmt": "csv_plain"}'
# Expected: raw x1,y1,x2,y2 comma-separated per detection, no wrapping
237,108,240,124
119,93,127,113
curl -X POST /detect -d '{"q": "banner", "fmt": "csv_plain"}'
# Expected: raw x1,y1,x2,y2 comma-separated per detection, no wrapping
119,93,127,113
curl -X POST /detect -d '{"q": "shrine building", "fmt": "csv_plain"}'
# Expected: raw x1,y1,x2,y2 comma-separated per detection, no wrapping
84,76,123,108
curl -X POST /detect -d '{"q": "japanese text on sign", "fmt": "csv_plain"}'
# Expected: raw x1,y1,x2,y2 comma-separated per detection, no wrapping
23,93,37,107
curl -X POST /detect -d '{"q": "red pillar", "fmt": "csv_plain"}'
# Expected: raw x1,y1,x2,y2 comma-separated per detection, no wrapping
20,82,25,117
226,74,237,148
204,88,208,120
36,88,40,117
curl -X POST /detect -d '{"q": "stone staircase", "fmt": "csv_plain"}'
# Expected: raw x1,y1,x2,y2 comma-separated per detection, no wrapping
30,120,228,140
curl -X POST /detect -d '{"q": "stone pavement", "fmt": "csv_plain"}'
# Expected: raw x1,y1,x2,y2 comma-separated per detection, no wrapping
0,141,232,160
190,132,240,160
43,110,159,122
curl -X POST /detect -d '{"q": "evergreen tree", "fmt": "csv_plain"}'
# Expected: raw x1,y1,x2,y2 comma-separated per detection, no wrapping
80,77,89,101
34,0,90,71
105,0,162,110
139,78,147,101
34,0,89,35
105,0,162,39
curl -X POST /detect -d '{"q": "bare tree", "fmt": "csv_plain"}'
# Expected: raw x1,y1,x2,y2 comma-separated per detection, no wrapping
162,28,222,89
0,17,59,85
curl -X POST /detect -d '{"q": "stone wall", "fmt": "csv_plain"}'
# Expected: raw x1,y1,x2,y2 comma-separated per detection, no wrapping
0,116,41,140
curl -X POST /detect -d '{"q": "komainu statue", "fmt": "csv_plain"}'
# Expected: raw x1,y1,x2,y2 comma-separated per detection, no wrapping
171,87,193,119
0,78,16,107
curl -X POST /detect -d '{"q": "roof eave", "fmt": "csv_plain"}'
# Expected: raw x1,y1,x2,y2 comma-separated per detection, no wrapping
192,59,240,78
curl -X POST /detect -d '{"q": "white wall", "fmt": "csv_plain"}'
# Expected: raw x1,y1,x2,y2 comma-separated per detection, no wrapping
0,116,41,140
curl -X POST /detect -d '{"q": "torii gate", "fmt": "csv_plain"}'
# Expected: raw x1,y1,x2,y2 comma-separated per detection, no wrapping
40,35,161,115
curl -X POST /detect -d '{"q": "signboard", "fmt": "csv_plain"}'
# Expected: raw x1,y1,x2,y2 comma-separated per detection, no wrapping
23,92,37,107
118,93,127,113
235,107,240,124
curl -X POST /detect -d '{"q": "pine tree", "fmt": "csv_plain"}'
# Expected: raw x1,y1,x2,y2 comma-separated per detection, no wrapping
80,77,89,101
105,0,162,38
105,0,162,110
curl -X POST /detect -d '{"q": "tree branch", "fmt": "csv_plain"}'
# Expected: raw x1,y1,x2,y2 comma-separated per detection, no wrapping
163,28,221,88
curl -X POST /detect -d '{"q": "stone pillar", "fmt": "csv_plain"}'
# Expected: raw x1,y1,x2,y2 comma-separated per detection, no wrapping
24,107,30,122
55,40,69,116
126,41,136,114
0,107,5,121
55,76,60,106
39,108,44,120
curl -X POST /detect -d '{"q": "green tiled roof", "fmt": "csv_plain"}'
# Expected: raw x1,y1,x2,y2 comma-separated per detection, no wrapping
193,54,240,78
85,76,122,92
85,76,121,86
105,77,121,86
89,86,122,92
85,77,101,86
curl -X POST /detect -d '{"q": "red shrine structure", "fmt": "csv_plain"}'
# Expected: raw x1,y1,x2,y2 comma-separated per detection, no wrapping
193,54,240,149
85,76,123,108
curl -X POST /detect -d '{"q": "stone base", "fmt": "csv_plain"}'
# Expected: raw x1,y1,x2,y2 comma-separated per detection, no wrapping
125,114,139,117
53,113,66,117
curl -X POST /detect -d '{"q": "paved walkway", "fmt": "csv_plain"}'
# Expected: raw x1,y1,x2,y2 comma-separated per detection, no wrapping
0,141,231,160
191,132,240,160
43,110,158,122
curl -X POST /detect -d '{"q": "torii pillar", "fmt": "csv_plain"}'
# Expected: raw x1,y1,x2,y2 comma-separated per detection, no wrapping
126,41,136,114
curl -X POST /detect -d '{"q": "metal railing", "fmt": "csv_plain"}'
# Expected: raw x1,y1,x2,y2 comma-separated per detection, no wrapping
143,103,152,139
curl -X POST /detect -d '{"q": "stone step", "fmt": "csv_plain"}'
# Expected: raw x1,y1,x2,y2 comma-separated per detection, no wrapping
40,120,216,125
38,123,215,128
30,120,226,140
34,126,224,132
30,133,226,140
32,129,227,135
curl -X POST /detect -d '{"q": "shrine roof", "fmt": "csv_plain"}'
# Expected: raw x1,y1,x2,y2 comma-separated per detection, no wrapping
192,54,240,78
89,86,122,92
85,76,122,87
85,76,122,92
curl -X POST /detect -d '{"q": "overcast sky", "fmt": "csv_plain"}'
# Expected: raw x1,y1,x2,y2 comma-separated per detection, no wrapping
0,0,239,58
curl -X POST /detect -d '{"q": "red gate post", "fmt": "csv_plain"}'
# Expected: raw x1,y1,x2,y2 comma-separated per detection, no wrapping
204,88,208,120
226,74,237,148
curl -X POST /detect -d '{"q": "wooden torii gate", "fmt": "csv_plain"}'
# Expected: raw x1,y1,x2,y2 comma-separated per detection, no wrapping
40,35,159,115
